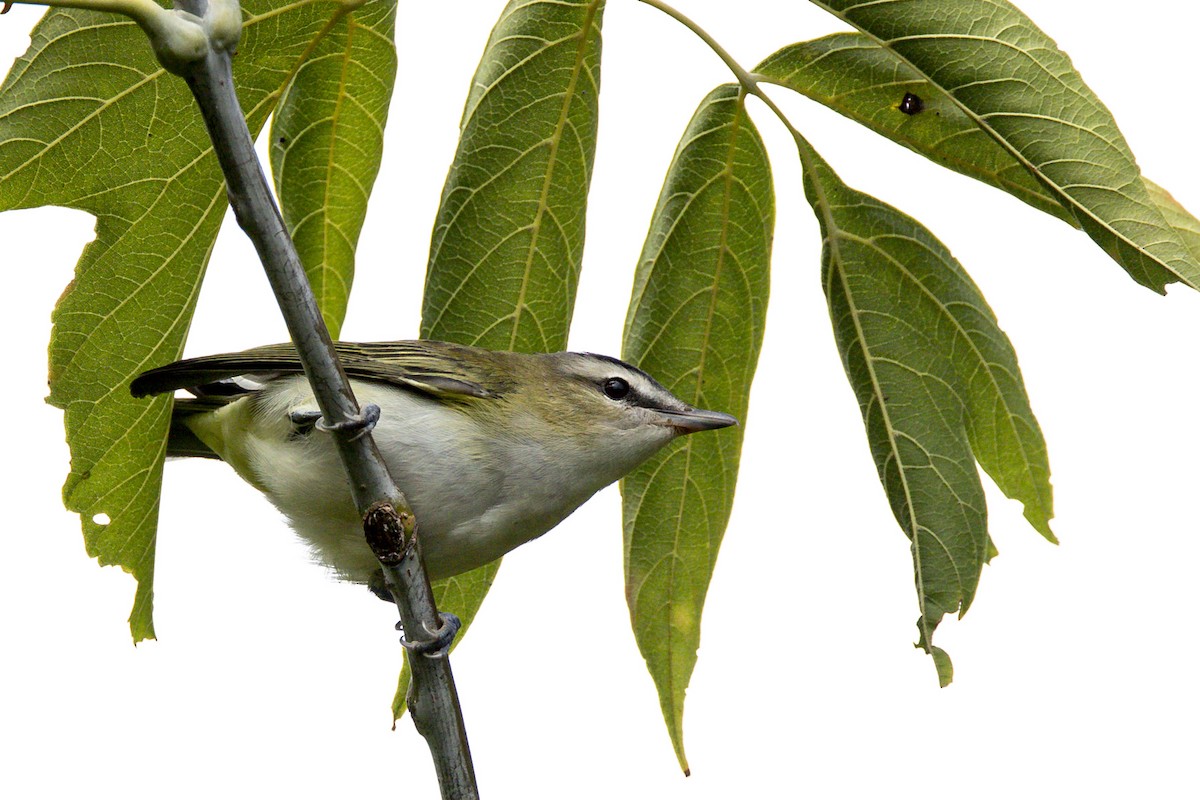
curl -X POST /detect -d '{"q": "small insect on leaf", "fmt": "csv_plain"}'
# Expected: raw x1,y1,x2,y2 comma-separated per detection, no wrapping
899,91,924,115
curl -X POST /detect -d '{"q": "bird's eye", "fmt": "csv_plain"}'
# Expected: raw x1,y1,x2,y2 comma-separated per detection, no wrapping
603,377,630,400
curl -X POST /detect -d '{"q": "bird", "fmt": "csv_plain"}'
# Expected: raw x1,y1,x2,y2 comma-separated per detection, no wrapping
131,339,737,595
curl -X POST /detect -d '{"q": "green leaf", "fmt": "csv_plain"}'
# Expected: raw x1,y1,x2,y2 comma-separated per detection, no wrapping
621,84,772,773
270,1,397,338
391,562,499,721
420,0,605,353
408,0,605,674
796,133,1052,685
1146,180,1200,265
755,33,1075,225
805,0,1200,293
0,0,372,640
755,34,1200,258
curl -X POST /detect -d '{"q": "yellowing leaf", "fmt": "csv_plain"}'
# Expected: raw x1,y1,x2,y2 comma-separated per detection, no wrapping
622,84,772,772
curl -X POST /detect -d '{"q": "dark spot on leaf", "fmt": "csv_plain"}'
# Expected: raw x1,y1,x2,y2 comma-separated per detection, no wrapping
278,136,287,144
899,92,924,116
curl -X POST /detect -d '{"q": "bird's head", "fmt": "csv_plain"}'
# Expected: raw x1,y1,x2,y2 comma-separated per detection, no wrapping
489,350,737,485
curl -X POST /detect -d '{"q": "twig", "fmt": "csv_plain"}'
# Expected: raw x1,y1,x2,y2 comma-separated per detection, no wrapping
173,2,477,795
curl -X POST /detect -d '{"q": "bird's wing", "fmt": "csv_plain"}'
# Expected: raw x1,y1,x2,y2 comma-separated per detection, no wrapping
131,340,514,402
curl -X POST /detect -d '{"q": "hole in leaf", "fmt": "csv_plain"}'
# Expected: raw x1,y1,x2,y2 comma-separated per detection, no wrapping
93,513,111,526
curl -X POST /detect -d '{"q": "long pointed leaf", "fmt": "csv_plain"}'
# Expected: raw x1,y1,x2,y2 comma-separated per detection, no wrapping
756,34,1200,251
397,0,606,716
805,0,1200,292
755,33,1074,225
270,0,398,338
420,0,605,352
797,134,1052,685
622,84,772,773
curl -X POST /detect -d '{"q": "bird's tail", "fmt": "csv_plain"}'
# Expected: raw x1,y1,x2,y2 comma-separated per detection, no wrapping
166,397,229,459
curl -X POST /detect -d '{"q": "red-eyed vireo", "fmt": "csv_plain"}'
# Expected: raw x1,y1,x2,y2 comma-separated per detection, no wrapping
131,340,736,592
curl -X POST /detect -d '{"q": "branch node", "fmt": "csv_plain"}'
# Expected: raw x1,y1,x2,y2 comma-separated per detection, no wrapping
203,0,242,53
363,501,414,566
141,9,208,74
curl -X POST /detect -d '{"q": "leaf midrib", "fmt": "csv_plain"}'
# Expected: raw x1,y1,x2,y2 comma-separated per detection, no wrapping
650,89,746,741
318,13,358,333
505,0,601,351
838,226,1050,526
807,154,940,648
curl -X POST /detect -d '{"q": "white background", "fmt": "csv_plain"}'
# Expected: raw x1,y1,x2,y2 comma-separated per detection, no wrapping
3,1,1198,797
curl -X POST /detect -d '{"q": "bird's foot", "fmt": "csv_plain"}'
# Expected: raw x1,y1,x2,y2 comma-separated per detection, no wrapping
398,612,462,659
317,403,381,440
289,404,381,440
288,409,323,429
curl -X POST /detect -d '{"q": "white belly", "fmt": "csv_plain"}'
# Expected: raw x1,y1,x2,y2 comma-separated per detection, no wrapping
186,377,601,584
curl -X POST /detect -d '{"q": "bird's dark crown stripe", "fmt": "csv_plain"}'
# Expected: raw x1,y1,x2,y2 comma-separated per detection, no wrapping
578,352,672,398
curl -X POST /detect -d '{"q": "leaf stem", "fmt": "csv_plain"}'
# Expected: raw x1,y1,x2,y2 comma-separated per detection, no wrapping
635,0,820,163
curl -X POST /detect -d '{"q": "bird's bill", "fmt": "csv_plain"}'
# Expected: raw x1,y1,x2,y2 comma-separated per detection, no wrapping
656,407,738,433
